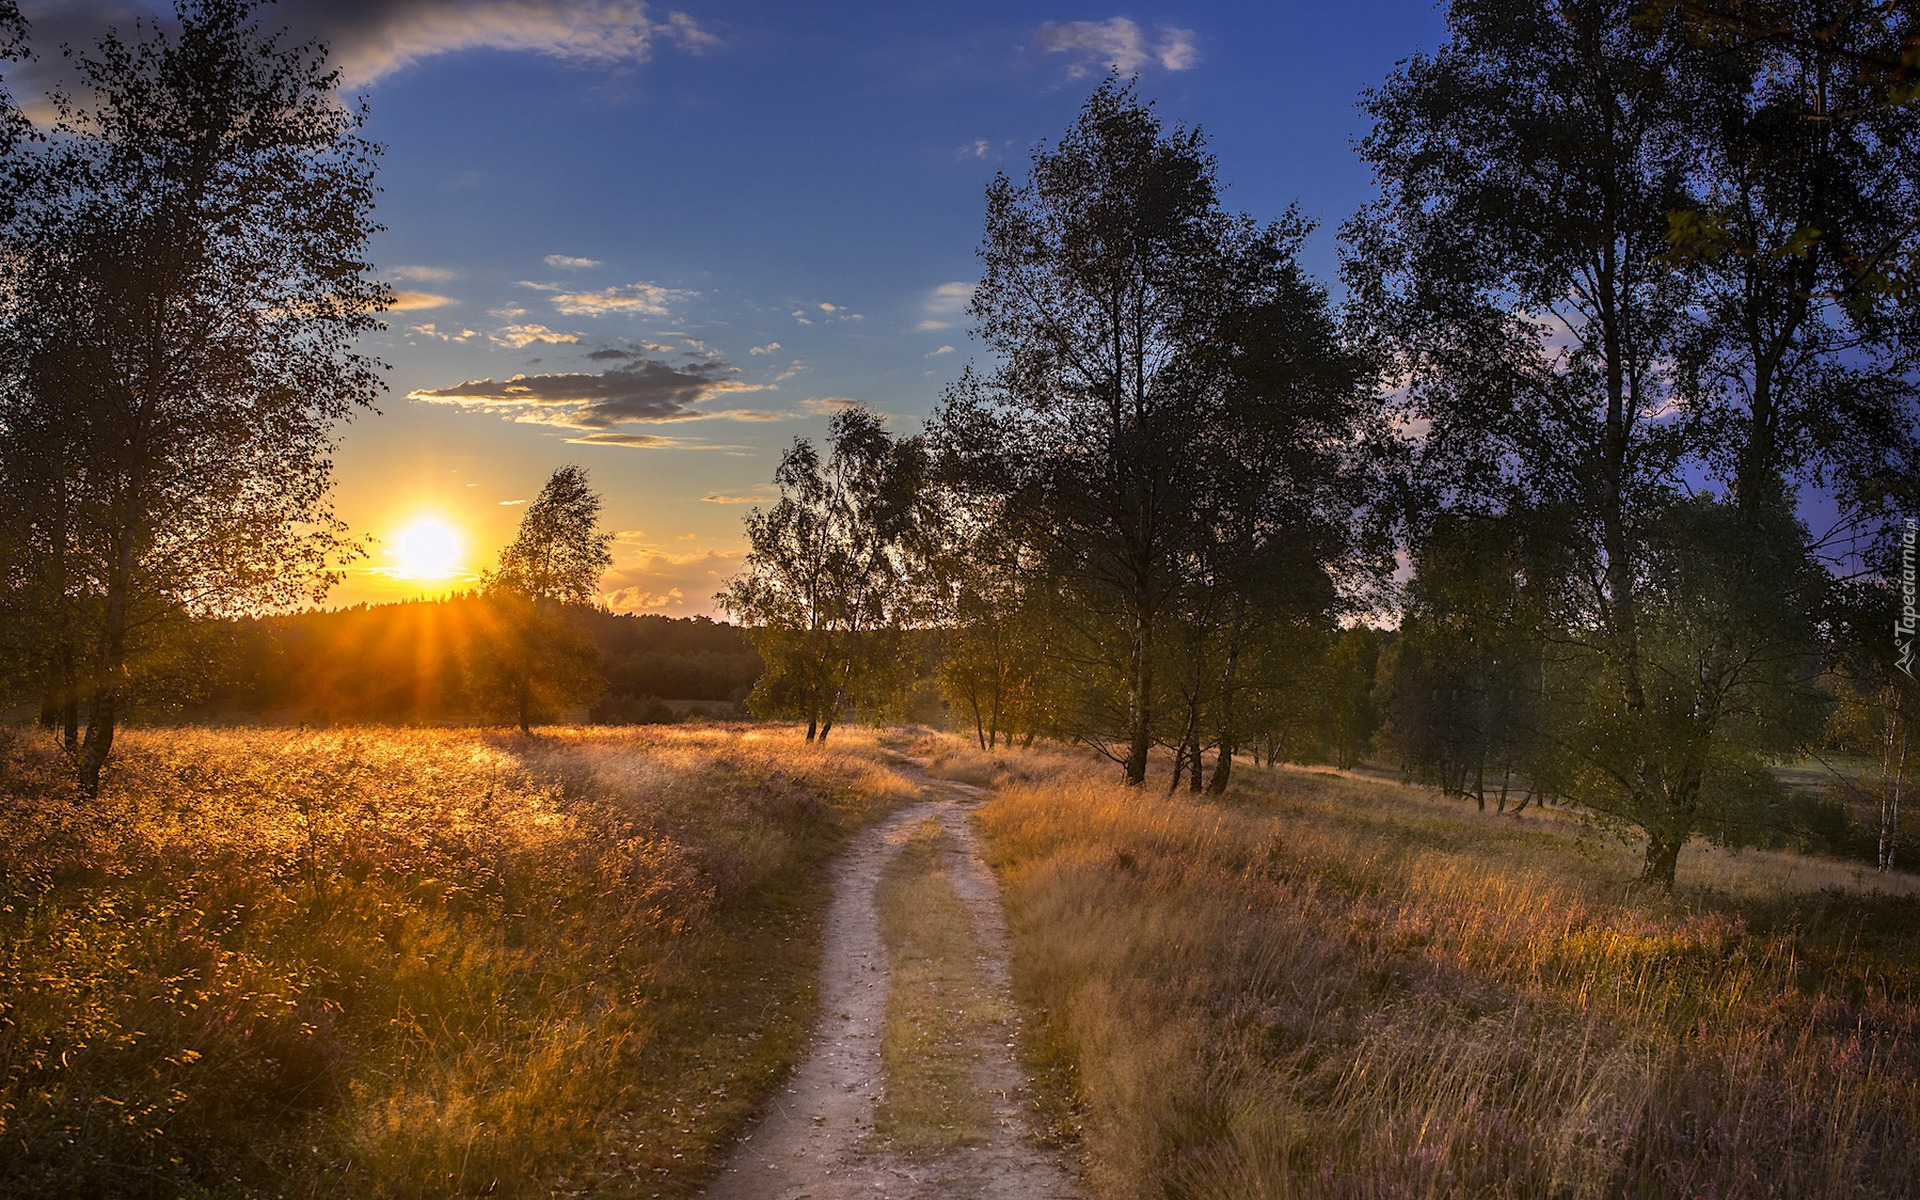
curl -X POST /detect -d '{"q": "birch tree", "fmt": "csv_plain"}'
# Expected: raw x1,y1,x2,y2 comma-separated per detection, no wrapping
0,0,388,793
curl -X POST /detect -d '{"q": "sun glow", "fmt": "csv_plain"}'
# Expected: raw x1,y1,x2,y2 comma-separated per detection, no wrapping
394,517,464,580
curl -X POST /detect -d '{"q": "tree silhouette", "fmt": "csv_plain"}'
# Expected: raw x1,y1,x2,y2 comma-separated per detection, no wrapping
0,0,387,794
494,465,614,606
1647,1,1920,108
473,465,612,734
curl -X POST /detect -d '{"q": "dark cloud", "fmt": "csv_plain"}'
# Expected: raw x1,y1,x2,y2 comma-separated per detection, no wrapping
407,356,767,429
588,347,636,361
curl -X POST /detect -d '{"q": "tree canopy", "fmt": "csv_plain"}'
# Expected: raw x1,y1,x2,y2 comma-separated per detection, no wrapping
1344,0,1918,886
719,407,930,742
934,78,1383,784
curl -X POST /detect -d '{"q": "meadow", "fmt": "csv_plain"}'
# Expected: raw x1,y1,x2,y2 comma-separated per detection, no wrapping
6,723,1917,1199
970,751,1920,1200
0,724,916,1199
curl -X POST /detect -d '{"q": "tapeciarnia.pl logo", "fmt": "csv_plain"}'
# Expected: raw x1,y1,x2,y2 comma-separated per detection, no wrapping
1899,517,1917,679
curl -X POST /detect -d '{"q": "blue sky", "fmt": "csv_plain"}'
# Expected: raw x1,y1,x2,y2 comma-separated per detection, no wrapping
15,0,1450,613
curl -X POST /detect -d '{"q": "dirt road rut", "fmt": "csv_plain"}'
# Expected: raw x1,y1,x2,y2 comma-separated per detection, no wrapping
699,769,1082,1200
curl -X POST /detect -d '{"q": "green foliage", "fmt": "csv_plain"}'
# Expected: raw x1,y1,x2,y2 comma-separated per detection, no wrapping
1375,512,1574,805
1565,498,1833,870
720,407,930,742
466,586,603,732
1312,625,1383,771
1344,0,1915,886
583,612,761,703
935,77,1380,784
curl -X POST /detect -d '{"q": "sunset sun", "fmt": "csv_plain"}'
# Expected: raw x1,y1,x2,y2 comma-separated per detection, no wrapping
394,517,463,579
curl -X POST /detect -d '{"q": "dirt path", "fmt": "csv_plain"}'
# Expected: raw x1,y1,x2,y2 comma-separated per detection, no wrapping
699,764,1082,1200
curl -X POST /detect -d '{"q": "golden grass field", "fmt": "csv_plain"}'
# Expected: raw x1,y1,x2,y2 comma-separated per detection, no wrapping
5,724,1917,1199
0,724,917,1199
973,752,1920,1200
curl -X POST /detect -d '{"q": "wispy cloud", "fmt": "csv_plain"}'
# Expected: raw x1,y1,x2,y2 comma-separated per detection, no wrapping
918,280,973,331
389,264,457,282
390,290,456,311
540,281,693,317
589,342,684,361
801,396,862,414
407,322,477,342
701,492,773,504
953,137,1018,161
1037,17,1198,78
281,0,722,89
564,431,682,448
543,254,602,269
793,301,861,326
661,11,721,53
748,342,782,356
491,323,583,349
4,5,712,121
927,344,955,357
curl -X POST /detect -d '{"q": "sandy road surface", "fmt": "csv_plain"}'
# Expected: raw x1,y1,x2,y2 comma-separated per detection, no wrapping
699,766,1082,1200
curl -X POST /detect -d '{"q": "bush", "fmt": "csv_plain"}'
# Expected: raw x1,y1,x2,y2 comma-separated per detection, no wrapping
588,691,678,725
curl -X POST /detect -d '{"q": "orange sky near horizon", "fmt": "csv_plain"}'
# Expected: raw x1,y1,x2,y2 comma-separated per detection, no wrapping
321,421,756,619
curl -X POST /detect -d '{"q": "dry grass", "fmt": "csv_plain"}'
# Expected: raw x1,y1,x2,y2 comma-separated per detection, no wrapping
873,816,1005,1153
0,722,915,1199
923,740,1087,790
976,751,1920,1200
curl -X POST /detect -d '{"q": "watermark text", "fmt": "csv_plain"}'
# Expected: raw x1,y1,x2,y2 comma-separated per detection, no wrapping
1899,516,1917,678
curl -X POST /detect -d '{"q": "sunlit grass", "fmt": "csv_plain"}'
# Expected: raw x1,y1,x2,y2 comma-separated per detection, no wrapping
0,723,913,1199
976,750,1920,1200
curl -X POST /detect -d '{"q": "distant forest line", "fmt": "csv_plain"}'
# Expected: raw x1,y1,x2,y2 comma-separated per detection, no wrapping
17,603,765,727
